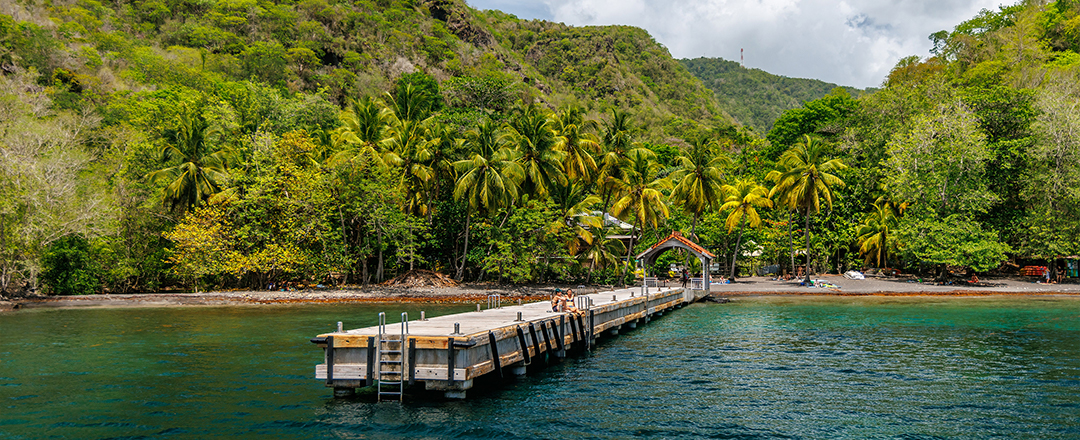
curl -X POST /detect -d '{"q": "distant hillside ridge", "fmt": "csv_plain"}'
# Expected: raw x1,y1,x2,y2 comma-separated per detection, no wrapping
681,57,869,133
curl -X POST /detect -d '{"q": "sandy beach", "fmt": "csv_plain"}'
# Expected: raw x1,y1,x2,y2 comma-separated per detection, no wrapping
2,274,1078,310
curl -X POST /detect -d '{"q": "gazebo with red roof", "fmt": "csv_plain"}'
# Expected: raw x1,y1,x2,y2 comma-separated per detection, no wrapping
635,231,716,293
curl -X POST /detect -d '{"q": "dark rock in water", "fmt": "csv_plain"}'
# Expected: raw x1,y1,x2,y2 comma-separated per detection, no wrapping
702,295,731,304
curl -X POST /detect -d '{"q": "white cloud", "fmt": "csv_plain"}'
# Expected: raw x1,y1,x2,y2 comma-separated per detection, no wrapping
467,0,1004,88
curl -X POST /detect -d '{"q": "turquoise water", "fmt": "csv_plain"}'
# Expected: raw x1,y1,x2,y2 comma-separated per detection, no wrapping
1,297,1078,439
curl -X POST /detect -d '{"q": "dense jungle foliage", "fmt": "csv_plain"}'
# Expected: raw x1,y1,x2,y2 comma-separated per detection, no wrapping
681,56,868,133
1,0,1078,295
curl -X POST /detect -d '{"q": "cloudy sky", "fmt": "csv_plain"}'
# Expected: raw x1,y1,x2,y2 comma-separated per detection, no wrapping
466,0,1004,88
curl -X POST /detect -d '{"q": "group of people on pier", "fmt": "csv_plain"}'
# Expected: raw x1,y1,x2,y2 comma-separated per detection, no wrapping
550,288,583,315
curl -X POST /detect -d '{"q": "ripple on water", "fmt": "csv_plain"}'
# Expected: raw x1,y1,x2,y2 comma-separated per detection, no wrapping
1,299,1079,439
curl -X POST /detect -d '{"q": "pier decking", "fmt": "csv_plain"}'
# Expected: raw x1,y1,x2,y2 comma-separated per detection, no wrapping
311,285,710,399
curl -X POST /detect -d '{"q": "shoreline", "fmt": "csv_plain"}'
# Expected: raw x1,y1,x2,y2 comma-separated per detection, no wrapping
4,275,1079,310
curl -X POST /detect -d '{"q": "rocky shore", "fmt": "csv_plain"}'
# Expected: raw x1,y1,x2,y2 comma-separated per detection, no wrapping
3,275,1078,310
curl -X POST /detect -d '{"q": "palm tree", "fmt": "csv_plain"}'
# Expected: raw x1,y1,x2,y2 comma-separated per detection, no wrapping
671,136,731,239
384,84,433,123
380,119,435,216
574,225,626,284
451,120,524,280
596,109,634,182
327,96,391,167
719,179,772,279
856,202,900,268
608,148,672,284
766,162,798,276
503,104,566,198
552,105,600,183
552,182,602,256
596,109,635,217
425,120,465,206
771,135,847,283
147,103,234,211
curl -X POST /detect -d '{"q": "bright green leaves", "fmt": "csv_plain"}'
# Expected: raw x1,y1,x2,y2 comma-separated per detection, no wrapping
897,213,1010,274
765,90,858,160
885,98,996,216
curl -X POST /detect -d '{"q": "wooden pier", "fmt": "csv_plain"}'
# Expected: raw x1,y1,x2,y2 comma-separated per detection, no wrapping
311,285,710,399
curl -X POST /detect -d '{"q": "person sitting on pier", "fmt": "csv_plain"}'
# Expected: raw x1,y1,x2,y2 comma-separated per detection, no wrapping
550,288,563,312
565,289,587,316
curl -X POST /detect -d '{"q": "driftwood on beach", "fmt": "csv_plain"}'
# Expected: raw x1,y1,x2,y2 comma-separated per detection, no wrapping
382,270,460,288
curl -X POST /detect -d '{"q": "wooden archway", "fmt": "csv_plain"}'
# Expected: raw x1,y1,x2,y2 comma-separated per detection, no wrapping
635,231,716,293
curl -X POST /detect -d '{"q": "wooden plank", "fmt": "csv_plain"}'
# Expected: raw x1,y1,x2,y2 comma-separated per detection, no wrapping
516,325,531,365
540,320,553,352
464,350,524,380
412,366,466,381
488,331,503,379
325,336,334,384
365,337,375,387
447,337,456,386
408,338,416,386
314,335,370,348
315,363,366,380
528,322,543,355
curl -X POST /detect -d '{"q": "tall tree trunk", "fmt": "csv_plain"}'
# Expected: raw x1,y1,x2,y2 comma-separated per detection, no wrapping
691,214,699,241
456,212,471,281
376,225,384,282
730,213,747,280
362,256,369,286
882,231,889,271
787,210,795,276
409,231,415,271
620,233,636,287
803,208,812,283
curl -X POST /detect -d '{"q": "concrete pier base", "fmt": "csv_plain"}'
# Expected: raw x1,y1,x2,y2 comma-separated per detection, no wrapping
510,364,527,376
627,321,638,329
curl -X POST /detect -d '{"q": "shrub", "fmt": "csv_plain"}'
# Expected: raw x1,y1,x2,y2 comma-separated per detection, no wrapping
40,235,102,295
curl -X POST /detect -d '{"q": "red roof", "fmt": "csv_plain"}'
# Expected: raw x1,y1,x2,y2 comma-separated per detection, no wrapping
636,231,716,260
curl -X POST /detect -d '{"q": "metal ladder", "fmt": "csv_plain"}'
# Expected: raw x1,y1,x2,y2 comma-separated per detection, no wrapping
376,312,409,402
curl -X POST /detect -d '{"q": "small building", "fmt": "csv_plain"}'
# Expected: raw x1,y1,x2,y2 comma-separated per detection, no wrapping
635,231,717,293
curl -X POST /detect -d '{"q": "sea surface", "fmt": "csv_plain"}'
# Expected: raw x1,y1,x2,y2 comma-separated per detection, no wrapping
1,296,1078,439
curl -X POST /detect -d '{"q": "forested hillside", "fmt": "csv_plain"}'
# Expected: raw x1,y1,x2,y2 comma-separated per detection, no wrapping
1,0,1078,298
0,0,741,296
681,57,867,133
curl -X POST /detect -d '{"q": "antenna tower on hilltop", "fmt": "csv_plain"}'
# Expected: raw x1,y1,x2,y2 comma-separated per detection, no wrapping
740,48,744,67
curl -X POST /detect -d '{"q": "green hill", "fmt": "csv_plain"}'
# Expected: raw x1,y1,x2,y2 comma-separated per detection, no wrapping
0,0,736,140
680,57,868,133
